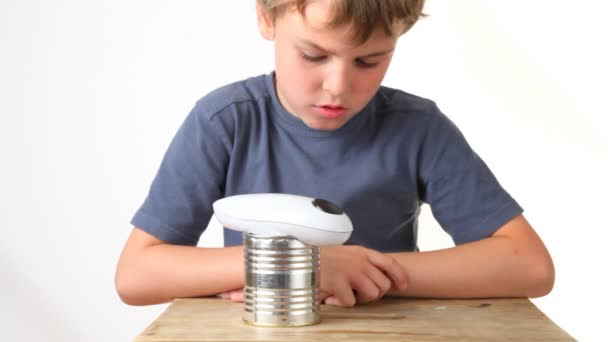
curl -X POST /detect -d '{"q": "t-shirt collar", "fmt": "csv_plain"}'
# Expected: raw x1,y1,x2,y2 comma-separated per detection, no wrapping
264,71,375,138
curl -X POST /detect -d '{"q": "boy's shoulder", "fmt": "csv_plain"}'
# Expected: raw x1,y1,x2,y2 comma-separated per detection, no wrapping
375,85,438,116
193,73,271,121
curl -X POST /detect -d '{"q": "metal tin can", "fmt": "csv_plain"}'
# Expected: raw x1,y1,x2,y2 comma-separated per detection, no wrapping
243,232,320,327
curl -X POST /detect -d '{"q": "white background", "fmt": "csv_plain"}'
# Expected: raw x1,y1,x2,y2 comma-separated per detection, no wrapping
1,0,607,341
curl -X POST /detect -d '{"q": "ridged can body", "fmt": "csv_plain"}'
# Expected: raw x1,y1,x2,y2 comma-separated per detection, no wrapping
243,233,320,327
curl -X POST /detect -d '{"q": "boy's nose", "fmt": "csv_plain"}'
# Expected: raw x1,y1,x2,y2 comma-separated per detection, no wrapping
322,62,350,97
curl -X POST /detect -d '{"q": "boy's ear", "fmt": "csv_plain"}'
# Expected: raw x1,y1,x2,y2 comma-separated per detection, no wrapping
256,3,275,41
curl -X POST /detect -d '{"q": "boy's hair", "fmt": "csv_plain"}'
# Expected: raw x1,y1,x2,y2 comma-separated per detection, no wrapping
259,0,426,44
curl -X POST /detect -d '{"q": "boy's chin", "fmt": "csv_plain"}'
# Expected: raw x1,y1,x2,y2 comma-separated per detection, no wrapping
299,111,358,131
303,119,348,131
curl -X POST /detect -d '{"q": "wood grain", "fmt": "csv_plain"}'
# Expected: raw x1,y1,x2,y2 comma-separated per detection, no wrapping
134,297,573,341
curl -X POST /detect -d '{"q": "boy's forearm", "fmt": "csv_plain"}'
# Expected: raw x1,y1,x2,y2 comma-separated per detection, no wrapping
117,245,244,305
387,234,554,299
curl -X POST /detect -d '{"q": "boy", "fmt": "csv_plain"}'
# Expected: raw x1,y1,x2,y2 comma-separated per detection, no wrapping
116,0,554,307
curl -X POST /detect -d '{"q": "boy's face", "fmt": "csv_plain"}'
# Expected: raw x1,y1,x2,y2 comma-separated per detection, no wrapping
258,1,402,131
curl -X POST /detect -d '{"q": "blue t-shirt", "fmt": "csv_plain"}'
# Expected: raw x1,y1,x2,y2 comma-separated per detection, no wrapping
131,72,522,252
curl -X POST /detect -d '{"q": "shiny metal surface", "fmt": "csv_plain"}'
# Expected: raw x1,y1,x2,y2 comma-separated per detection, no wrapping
243,233,320,327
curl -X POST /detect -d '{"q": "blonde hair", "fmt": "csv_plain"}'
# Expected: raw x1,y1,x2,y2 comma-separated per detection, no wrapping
259,0,426,44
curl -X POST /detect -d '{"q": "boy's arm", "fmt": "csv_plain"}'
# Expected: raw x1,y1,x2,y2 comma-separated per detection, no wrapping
387,214,555,298
115,227,409,307
219,245,409,307
115,227,244,305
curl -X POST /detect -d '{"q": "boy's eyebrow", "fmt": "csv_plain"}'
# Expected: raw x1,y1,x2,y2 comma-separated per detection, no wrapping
298,39,394,58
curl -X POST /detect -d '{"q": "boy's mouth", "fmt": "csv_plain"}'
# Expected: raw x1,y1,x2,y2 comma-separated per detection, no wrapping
314,105,347,118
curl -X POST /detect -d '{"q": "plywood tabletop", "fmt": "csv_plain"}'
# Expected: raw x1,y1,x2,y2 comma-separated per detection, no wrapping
135,297,573,341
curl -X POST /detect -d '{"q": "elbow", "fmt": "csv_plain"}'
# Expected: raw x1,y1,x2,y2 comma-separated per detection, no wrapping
115,228,169,305
115,283,139,306
524,253,555,298
115,271,145,306
115,267,171,306
115,263,159,306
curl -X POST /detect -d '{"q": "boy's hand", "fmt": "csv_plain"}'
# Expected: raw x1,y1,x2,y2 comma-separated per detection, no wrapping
219,289,331,303
219,288,244,302
219,245,408,307
320,245,408,307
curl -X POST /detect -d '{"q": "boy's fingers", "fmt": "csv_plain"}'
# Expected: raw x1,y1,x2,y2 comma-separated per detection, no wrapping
325,280,356,307
230,290,244,302
367,251,408,290
365,264,392,295
323,295,339,306
351,276,381,304
219,289,244,302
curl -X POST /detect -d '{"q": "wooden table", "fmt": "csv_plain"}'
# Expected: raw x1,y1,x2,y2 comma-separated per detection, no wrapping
135,297,573,341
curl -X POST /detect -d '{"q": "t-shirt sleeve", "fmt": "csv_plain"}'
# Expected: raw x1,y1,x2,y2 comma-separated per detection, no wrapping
130,103,230,246
418,104,523,245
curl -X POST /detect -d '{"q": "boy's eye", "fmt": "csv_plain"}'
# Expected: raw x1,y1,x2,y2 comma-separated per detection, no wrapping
301,53,326,62
300,52,379,69
355,59,379,69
